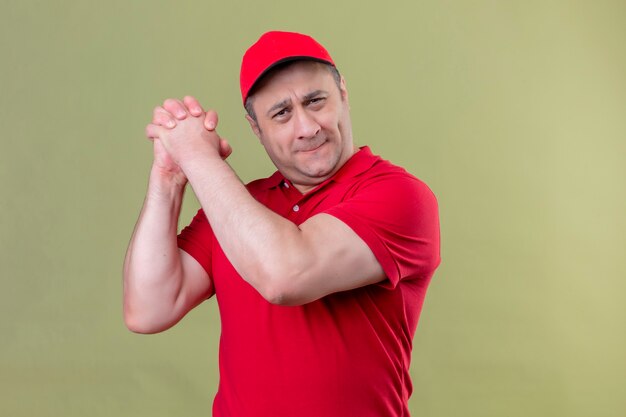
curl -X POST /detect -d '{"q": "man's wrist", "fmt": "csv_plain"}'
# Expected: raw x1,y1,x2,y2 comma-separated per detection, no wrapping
179,150,226,178
148,166,187,200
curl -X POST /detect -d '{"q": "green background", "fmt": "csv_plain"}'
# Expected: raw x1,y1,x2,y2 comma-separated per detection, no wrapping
1,1,624,416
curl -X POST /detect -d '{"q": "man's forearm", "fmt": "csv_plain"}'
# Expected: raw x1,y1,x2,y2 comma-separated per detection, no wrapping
123,169,187,332
148,110,324,304
183,154,307,304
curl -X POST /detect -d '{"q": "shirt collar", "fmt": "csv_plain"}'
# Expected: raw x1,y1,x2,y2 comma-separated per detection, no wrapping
262,170,286,189
330,146,379,183
258,146,379,190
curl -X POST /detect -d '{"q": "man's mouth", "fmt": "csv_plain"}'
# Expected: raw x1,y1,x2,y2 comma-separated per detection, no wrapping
299,140,327,153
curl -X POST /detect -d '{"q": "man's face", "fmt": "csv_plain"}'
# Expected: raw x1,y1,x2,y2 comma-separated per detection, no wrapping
246,61,354,193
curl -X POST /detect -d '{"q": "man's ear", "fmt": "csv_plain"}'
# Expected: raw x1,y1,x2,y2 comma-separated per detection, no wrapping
339,75,349,102
339,76,350,110
245,114,262,139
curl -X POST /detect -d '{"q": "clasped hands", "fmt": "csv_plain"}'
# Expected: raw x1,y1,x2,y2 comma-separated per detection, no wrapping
146,96,232,175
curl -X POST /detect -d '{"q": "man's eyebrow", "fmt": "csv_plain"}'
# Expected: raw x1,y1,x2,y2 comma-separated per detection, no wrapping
266,98,291,117
303,90,327,101
265,90,329,117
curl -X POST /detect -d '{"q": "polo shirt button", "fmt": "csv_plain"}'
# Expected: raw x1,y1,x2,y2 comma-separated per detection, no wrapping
284,182,290,188
293,204,300,212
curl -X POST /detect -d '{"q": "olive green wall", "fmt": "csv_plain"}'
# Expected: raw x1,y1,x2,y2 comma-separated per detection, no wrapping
1,1,624,416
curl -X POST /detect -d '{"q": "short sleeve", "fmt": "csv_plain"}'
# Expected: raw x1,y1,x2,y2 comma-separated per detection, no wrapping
324,174,441,288
177,209,215,282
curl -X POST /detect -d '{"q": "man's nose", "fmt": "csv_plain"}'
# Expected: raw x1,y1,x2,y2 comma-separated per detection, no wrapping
293,108,321,140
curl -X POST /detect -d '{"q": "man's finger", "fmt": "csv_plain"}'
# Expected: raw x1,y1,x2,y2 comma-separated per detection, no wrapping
183,96,204,117
219,138,233,159
204,110,219,131
152,107,177,128
145,123,164,140
163,98,188,120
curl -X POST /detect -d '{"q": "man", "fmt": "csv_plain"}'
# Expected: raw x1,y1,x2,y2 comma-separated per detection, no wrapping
124,31,440,416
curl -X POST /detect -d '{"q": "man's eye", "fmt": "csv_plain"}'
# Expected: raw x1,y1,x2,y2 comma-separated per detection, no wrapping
273,109,288,118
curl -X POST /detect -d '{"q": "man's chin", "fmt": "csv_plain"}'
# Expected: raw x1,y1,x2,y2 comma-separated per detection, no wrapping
294,148,344,180
298,162,336,180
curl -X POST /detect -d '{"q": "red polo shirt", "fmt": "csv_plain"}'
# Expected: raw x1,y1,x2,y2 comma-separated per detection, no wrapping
177,146,440,417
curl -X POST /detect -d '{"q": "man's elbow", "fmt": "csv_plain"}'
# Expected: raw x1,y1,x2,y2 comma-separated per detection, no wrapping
254,268,314,307
260,288,306,306
123,305,173,334
124,320,151,334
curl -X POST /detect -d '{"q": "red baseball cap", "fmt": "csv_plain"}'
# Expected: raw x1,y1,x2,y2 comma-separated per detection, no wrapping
240,31,335,104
